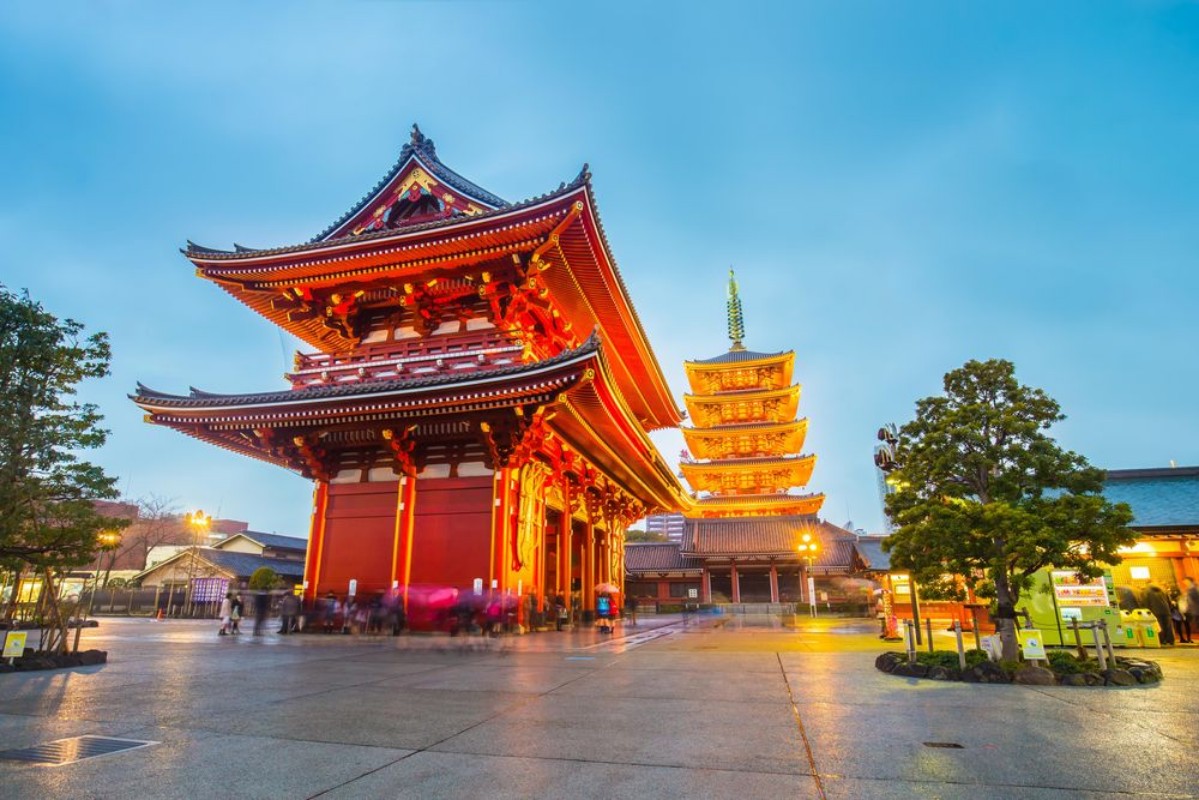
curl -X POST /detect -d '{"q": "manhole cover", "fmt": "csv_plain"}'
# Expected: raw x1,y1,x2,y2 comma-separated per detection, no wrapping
0,735,158,765
923,742,964,749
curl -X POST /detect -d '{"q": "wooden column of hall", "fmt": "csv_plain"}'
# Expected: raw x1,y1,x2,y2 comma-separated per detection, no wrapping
303,481,330,601
769,563,780,603
731,562,741,603
391,475,417,597
583,516,596,613
557,482,572,598
701,566,712,603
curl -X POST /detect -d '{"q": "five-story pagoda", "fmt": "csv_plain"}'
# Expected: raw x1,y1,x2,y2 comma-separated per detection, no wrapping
678,272,859,605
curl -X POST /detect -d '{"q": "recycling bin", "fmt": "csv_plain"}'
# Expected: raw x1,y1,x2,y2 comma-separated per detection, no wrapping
1128,608,1161,648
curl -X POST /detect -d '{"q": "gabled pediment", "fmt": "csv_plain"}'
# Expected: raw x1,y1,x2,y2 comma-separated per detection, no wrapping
315,124,509,242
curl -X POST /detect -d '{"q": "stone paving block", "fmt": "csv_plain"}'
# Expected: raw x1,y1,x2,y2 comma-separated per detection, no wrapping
321,751,821,799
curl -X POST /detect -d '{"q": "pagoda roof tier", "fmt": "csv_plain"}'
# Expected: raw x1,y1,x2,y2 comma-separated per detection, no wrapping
131,333,687,513
679,454,816,495
683,384,800,427
682,516,859,568
687,348,786,366
182,143,680,431
684,491,825,519
682,419,808,461
683,349,794,395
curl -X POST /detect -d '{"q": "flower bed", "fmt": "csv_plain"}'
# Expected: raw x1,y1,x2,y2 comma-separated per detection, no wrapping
875,649,1162,686
0,649,108,674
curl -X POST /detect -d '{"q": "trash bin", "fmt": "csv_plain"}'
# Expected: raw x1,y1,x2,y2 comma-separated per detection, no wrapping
1128,608,1161,648
1116,611,1138,647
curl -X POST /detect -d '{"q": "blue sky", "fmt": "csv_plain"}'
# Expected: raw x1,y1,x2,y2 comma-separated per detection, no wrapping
2,3,1197,536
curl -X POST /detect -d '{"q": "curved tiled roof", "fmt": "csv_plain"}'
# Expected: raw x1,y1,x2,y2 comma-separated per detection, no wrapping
683,516,858,567
624,543,703,574
132,332,600,409
1102,467,1199,528
695,492,821,505
688,349,788,366
314,124,509,242
185,168,587,262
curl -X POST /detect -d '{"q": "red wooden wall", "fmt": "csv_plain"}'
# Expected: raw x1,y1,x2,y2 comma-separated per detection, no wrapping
319,481,398,596
409,475,493,589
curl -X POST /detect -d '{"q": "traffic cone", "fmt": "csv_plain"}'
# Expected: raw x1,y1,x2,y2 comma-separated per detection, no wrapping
156,608,164,621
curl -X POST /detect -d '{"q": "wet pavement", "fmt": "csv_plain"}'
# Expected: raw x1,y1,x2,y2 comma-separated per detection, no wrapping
1,614,1196,799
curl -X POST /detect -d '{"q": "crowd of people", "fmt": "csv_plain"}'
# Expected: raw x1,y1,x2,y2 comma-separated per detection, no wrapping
1118,578,1199,646
215,586,645,638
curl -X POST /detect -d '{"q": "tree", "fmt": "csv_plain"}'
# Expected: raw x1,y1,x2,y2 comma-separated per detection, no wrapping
624,528,667,543
248,567,280,591
882,359,1134,661
0,286,126,652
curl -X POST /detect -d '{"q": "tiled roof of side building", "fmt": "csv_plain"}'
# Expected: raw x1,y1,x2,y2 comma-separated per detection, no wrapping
132,333,600,408
624,543,704,573
1102,468,1199,528
687,349,788,366
202,549,307,579
683,516,859,567
236,531,308,552
855,536,892,572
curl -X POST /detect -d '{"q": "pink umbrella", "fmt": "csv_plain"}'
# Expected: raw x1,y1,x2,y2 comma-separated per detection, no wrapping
594,582,620,594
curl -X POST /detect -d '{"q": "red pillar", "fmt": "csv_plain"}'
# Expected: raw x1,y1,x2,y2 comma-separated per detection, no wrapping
303,481,329,602
583,518,596,613
769,562,779,604
731,562,741,603
702,567,711,603
391,475,417,598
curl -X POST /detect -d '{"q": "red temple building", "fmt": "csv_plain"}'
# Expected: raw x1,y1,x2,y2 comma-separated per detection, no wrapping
132,126,689,613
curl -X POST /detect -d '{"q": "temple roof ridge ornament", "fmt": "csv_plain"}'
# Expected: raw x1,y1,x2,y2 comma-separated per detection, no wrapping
727,268,745,352
311,122,511,242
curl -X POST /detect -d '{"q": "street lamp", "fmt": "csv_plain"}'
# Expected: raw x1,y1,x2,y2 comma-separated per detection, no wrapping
797,531,819,618
183,510,211,616
75,529,121,651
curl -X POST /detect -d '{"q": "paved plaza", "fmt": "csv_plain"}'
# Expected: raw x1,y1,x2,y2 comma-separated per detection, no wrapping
0,615,1195,799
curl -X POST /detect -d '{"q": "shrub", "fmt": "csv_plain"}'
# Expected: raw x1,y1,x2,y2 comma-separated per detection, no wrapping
248,567,279,591
1046,649,1100,675
915,649,989,669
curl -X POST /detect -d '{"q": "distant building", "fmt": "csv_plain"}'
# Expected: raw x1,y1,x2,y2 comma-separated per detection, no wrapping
133,530,307,589
1101,466,1199,589
645,512,686,543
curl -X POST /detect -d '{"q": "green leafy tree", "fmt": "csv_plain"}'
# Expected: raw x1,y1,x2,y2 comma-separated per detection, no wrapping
883,359,1135,661
248,566,280,591
624,528,667,543
0,286,125,652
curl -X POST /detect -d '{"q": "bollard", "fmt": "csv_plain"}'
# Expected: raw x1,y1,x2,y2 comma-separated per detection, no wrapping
1101,621,1116,664
1070,618,1086,660
926,618,934,652
953,620,966,670
905,620,917,665
1091,623,1107,672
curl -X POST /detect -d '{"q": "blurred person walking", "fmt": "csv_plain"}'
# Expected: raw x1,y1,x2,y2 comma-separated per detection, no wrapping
218,592,232,636
1144,583,1175,645
1185,577,1199,638
1168,588,1191,644
253,590,270,636
279,592,300,634
230,594,243,634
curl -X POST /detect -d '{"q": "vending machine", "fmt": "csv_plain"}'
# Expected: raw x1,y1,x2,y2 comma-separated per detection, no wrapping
1016,568,1120,647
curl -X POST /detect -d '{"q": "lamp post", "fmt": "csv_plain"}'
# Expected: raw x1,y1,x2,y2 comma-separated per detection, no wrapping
797,532,819,618
183,510,211,616
74,530,120,651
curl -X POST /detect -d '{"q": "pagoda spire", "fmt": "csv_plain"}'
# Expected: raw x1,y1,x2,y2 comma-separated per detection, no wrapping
727,268,745,351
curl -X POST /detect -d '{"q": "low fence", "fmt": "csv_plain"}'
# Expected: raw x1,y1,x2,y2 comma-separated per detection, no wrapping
3,587,225,622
